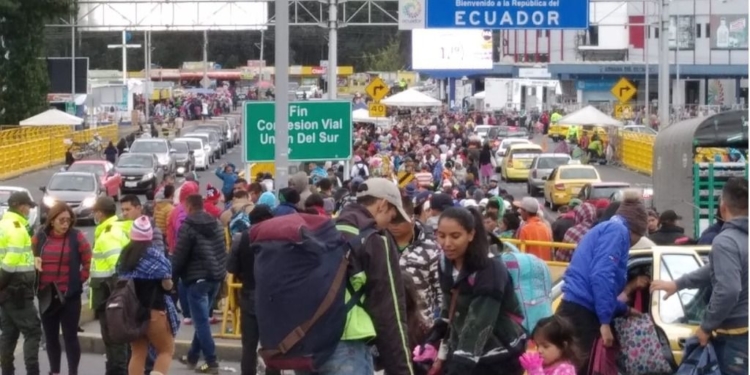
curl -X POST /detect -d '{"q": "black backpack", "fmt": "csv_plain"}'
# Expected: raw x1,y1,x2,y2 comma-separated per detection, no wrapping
104,279,149,344
356,162,368,178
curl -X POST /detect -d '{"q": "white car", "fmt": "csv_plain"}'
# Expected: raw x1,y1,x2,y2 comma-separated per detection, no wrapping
475,125,496,144
495,138,533,166
174,137,210,170
623,125,658,135
0,187,37,227
295,85,320,99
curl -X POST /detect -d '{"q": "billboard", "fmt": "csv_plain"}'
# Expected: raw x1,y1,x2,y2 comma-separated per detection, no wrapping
669,16,695,50
46,58,89,95
411,29,493,70
710,15,748,50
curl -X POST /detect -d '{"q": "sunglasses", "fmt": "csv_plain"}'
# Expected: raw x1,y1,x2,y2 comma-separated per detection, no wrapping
55,217,72,224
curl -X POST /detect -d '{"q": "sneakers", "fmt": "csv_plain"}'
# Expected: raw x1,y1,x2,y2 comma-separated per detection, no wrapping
183,318,193,325
195,362,219,374
178,355,197,370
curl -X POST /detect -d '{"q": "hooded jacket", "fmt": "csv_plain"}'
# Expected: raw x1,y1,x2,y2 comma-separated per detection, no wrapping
172,210,228,284
649,224,686,245
561,216,631,325
676,217,748,332
399,221,442,320
215,163,239,197
166,181,199,252
563,202,597,244
290,171,312,210
698,220,724,245
336,204,413,375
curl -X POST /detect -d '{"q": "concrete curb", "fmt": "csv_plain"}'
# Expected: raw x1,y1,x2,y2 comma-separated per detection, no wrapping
77,331,244,362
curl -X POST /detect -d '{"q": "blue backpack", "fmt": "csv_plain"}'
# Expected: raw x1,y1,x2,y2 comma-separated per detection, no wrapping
228,203,253,237
499,242,553,333
675,337,721,375
251,213,375,371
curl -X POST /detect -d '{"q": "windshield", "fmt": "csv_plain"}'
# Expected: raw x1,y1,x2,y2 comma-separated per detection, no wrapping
67,163,105,176
592,186,629,199
560,168,599,180
0,190,29,205
502,140,529,150
180,140,202,150
537,157,570,169
130,141,168,154
172,142,189,153
186,134,211,144
117,155,154,168
49,175,95,192
509,148,541,159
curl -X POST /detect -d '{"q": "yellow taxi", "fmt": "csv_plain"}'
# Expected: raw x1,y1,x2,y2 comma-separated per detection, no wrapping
550,246,710,364
547,123,569,142
542,163,601,210
500,143,543,181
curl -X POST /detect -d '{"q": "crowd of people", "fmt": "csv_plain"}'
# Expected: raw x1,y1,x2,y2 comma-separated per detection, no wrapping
0,113,744,375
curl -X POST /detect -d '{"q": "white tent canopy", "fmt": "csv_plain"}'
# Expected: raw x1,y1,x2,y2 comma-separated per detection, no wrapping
352,108,391,127
381,89,441,107
20,109,83,126
557,105,622,127
473,91,485,99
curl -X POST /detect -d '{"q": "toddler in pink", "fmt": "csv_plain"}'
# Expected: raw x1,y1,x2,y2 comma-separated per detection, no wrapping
520,315,582,375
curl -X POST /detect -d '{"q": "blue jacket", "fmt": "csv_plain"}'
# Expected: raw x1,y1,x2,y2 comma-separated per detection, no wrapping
272,203,298,217
562,215,630,324
697,220,724,245
215,163,238,196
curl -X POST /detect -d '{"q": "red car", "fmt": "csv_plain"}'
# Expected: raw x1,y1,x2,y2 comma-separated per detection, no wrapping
66,160,122,199
577,182,631,204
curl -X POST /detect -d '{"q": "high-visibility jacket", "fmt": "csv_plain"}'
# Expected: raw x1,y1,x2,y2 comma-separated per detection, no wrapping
90,216,130,279
567,125,580,141
0,211,33,273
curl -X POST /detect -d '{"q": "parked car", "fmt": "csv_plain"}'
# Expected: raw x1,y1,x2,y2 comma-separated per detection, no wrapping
577,182,632,204
115,153,164,200
609,184,655,208
295,85,320,99
170,141,195,176
543,164,601,210
526,153,572,196
174,137,211,170
66,160,122,199
184,132,222,161
127,138,177,173
40,172,105,225
495,138,533,167
0,187,38,227
623,125,658,135
188,125,228,154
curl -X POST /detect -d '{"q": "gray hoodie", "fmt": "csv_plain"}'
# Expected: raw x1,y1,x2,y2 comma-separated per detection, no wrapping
290,171,312,210
676,217,748,332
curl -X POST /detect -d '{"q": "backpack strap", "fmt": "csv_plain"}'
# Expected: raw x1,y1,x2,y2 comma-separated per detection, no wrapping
336,224,376,311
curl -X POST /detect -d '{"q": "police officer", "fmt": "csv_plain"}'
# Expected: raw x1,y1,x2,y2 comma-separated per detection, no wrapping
0,192,42,375
90,197,129,375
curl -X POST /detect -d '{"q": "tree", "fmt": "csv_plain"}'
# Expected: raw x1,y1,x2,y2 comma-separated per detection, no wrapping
360,37,405,72
0,0,74,124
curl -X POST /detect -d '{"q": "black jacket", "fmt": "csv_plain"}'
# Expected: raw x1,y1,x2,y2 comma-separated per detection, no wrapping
172,210,228,284
649,224,686,245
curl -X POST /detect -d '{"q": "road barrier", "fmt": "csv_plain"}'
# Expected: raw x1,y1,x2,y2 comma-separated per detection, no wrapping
620,131,656,176
0,125,119,180
216,237,574,340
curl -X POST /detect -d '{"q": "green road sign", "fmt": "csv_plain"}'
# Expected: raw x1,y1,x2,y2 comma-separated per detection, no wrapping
65,102,76,115
244,101,352,162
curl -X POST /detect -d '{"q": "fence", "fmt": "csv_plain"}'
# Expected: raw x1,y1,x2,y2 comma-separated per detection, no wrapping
0,125,118,180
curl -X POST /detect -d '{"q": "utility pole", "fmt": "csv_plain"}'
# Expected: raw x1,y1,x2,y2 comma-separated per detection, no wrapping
259,30,265,80
275,0,290,190
107,31,141,114
658,0,671,128
202,30,209,88
70,15,76,115
327,0,338,99
144,31,151,121
644,17,650,125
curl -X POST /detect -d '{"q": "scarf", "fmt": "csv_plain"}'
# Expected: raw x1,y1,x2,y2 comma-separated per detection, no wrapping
119,246,180,336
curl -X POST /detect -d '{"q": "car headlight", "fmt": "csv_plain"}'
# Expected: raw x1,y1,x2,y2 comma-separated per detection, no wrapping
142,172,155,181
158,157,169,165
43,196,56,207
177,167,186,174
81,197,96,208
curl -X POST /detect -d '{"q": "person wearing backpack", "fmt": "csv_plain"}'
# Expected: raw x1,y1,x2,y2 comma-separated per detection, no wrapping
91,197,131,375
220,189,254,229
349,155,369,180
34,202,92,375
0,192,43,375
172,195,228,374
116,216,179,375
227,205,280,375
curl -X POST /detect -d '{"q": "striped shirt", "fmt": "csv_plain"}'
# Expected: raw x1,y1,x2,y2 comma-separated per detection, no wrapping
33,231,92,293
415,172,434,188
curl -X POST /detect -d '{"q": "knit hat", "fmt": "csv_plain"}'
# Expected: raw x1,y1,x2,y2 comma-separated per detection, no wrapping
130,216,153,241
258,191,278,209
205,183,221,202
615,190,649,236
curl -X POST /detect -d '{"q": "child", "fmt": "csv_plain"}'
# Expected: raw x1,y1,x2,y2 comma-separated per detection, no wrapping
519,316,582,375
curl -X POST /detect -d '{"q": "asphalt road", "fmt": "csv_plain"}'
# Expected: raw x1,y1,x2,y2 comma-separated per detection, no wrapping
9,353,240,374
0,132,651,242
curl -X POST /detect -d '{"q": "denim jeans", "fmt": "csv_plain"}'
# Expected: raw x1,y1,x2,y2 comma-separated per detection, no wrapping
714,333,748,375
295,340,373,375
178,279,191,319
186,280,221,365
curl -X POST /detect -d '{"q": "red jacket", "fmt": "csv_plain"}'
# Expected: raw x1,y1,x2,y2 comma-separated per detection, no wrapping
205,202,222,218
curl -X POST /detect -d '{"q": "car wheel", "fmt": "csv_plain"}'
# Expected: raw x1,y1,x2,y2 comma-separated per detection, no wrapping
526,183,532,195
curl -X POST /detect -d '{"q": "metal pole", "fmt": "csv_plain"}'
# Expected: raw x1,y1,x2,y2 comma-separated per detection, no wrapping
675,22,680,108
644,15,649,125
144,31,151,122
274,0,290,191
203,30,209,88
658,0,670,128
327,0,338,99
259,30,265,81
122,30,127,84
71,15,76,105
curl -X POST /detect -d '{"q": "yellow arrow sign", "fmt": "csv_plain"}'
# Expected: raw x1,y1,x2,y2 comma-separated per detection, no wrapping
366,77,390,102
611,78,637,103
368,102,387,118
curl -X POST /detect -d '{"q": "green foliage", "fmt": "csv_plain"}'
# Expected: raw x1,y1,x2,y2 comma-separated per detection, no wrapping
360,38,405,72
0,0,74,124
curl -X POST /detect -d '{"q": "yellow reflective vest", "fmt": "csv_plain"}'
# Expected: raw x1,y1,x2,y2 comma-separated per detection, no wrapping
0,211,33,273
90,216,130,279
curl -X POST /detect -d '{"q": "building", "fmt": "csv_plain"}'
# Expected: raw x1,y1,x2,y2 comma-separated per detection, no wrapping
489,0,748,106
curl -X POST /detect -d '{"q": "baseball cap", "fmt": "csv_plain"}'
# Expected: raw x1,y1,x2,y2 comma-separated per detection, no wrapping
489,176,499,183
357,178,411,223
7,192,36,208
659,209,682,223
430,193,454,213
513,197,539,214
